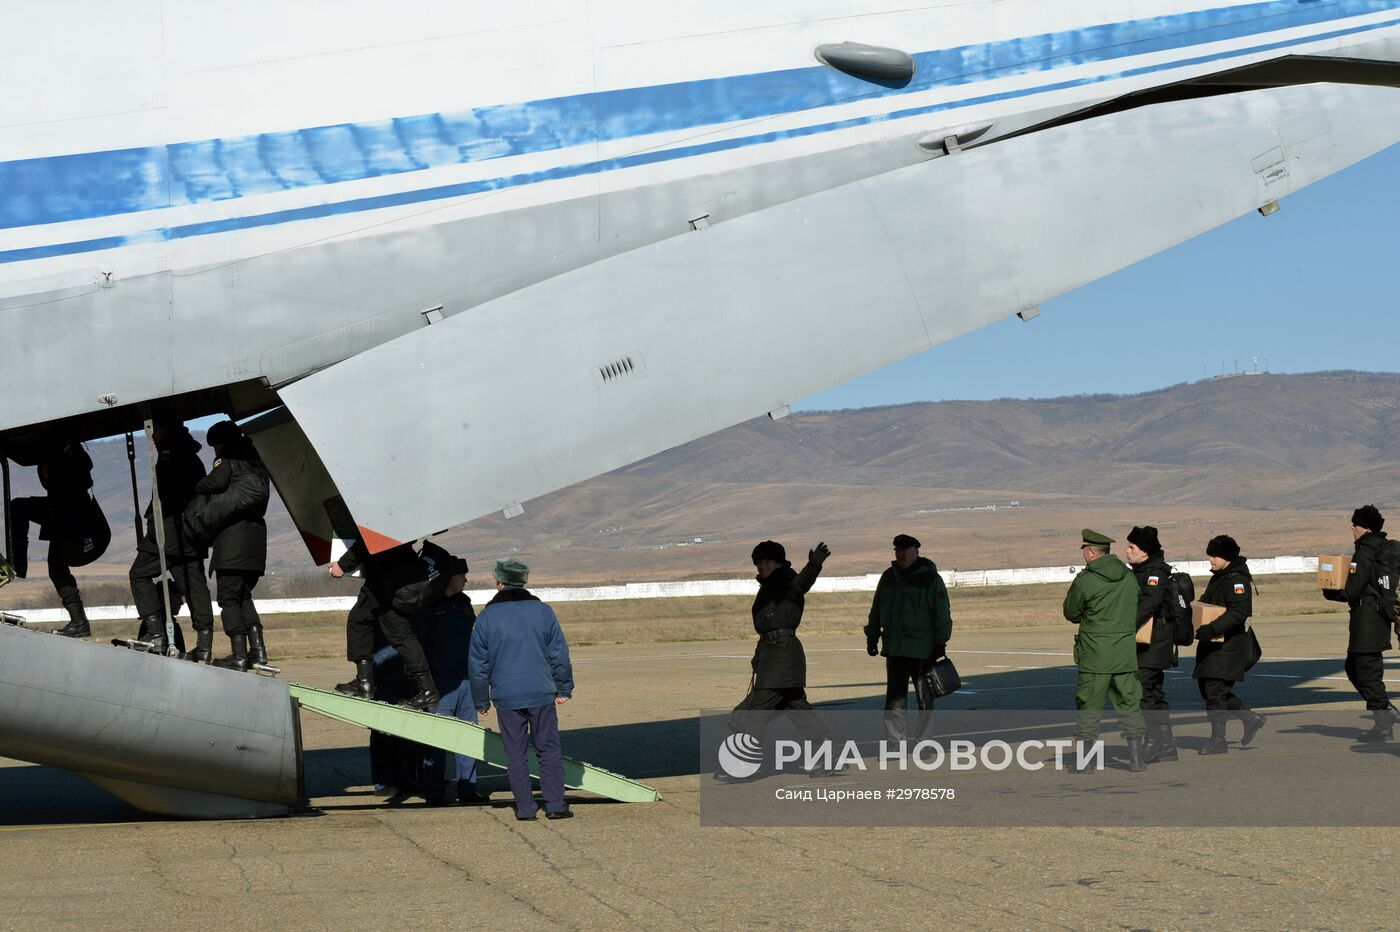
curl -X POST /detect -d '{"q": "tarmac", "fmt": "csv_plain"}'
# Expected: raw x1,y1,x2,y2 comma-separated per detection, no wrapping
2,613,1397,929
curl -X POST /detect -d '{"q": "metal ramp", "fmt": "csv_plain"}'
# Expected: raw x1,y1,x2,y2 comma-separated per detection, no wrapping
289,684,661,804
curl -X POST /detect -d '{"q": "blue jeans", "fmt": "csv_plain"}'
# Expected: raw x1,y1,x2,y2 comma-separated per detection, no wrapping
497,704,566,817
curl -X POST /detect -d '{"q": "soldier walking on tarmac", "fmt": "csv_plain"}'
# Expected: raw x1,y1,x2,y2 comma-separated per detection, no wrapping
1195,535,1266,755
1322,506,1400,741
1125,526,1179,762
1063,530,1147,772
726,540,833,759
864,533,953,744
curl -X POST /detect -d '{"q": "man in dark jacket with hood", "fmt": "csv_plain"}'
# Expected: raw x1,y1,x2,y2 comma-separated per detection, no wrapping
728,540,831,747
191,420,272,669
1125,526,1178,762
1195,535,1266,755
865,533,952,743
128,413,214,653
1322,505,1400,741
9,440,110,638
1063,530,1146,772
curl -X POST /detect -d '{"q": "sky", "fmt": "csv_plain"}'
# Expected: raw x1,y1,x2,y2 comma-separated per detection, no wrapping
796,142,1400,411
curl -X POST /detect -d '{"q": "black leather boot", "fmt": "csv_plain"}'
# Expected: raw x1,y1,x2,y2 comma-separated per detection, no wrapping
186,628,213,663
1239,710,1267,747
54,587,91,638
139,614,168,654
1357,707,1397,743
1144,721,1179,763
1127,736,1147,772
213,634,248,670
399,672,440,710
1199,720,1228,755
335,659,375,699
247,625,269,666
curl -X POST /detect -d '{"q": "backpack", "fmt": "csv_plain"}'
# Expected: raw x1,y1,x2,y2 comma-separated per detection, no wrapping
1370,539,1400,624
1163,571,1197,646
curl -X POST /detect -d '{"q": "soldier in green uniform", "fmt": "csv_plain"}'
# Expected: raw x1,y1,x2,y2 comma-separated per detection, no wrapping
1062,530,1147,772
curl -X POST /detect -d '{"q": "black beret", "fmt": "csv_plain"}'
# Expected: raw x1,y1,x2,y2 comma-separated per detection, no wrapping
1352,505,1385,532
751,540,786,564
892,534,921,550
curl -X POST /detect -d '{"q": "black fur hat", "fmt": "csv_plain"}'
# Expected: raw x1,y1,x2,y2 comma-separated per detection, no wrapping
751,540,786,565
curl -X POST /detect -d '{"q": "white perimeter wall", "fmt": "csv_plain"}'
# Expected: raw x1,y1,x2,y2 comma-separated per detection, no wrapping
3,556,1320,624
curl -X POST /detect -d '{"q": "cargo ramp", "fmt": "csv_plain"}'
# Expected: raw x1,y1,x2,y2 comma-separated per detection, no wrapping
290,684,661,804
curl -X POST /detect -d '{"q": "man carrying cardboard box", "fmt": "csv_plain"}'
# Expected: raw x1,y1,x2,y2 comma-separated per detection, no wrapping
1063,530,1147,772
1195,535,1266,755
1322,506,1400,742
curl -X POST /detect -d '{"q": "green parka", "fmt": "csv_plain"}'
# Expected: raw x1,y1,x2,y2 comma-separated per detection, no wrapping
1062,554,1139,674
864,557,953,659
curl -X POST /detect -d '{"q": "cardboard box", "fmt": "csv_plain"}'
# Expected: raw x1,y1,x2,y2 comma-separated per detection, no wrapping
1135,622,1152,645
1191,602,1226,643
1317,554,1349,590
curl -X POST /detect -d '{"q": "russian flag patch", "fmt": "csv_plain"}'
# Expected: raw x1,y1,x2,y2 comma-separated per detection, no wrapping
1233,583,1246,594
1147,576,1159,586
1350,563,1358,574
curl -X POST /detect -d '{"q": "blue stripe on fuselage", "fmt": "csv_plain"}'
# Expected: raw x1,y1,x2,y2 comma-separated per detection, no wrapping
0,0,1396,258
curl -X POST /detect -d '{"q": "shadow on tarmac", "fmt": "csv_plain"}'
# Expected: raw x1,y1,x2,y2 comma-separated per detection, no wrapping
0,653,1387,825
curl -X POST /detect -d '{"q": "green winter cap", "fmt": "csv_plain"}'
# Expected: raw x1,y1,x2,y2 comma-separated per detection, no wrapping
493,557,530,587
1081,529,1114,547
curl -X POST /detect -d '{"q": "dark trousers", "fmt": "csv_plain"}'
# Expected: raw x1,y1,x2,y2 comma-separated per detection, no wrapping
1137,667,1168,711
730,687,829,744
11,497,78,596
215,571,262,636
884,656,936,742
1345,651,1390,710
344,584,429,677
498,704,566,818
1197,677,1248,722
129,550,214,633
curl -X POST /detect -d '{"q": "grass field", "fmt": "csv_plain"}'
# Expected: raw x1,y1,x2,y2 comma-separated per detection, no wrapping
43,572,1344,660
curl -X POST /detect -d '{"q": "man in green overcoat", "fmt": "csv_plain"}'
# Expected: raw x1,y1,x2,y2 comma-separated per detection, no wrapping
1062,530,1147,772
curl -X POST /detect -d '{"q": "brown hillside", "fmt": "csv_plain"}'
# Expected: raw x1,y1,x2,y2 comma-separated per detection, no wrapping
2,371,1395,606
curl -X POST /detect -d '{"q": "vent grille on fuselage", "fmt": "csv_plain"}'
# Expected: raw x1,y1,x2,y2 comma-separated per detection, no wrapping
598,356,636,383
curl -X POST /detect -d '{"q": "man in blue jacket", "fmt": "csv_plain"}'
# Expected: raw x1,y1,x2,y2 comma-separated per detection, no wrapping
469,558,575,821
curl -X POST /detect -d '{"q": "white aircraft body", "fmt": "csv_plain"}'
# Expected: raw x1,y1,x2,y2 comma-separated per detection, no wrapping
5,0,1400,553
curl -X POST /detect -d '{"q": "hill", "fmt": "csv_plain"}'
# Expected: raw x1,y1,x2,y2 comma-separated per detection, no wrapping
2,370,1395,604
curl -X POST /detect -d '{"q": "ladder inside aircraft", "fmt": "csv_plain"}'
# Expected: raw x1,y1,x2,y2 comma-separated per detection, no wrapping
289,684,661,804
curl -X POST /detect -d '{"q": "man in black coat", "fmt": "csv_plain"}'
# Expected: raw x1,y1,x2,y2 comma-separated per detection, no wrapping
728,540,832,751
9,440,110,637
331,539,463,710
1125,526,1178,762
191,421,272,669
1195,535,1266,755
127,414,214,653
1322,505,1400,741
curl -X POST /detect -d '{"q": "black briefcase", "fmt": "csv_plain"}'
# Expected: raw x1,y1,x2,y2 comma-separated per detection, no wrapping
924,655,962,698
